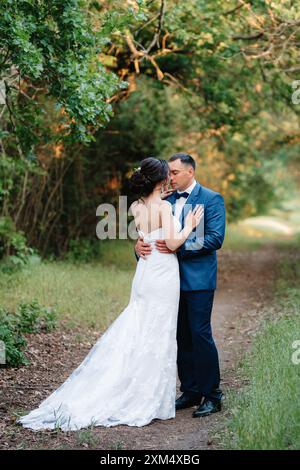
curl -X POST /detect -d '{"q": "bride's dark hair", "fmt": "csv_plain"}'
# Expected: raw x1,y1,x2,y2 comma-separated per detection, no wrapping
129,157,169,199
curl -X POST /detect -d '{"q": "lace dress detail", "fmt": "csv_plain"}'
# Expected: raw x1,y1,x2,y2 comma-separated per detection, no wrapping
17,220,181,431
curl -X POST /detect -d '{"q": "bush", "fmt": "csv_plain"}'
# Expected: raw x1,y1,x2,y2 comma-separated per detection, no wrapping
16,299,58,334
64,238,101,263
0,300,58,367
0,308,29,368
0,216,40,274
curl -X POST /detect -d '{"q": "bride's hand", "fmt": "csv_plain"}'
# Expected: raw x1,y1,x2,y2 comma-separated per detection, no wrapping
185,205,204,230
160,180,175,200
160,189,175,199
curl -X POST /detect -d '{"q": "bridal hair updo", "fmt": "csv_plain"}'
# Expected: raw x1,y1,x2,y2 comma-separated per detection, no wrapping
129,157,169,199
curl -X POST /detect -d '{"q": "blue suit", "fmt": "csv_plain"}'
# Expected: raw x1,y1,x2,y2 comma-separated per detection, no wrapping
166,181,226,291
135,181,226,400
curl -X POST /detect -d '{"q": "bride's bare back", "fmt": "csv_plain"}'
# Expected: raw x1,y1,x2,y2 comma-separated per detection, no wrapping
129,199,164,236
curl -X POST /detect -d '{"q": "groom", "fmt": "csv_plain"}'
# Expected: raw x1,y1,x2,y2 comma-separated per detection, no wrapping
135,153,226,418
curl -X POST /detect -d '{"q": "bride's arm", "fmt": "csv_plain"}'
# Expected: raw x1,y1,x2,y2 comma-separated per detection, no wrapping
160,201,203,251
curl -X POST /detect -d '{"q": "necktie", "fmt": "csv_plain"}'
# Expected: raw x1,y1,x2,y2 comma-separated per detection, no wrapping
175,191,189,200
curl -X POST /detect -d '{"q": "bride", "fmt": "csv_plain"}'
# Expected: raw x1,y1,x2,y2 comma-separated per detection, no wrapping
17,157,203,431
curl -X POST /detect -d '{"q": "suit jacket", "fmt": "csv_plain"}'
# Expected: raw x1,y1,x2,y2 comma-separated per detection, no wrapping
134,181,226,291
166,181,226,291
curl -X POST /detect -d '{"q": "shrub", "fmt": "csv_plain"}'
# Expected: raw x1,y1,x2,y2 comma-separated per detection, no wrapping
0,308,28,367
16,299,58,334
0,300,58,367
0,216,40,274
64,238,101,263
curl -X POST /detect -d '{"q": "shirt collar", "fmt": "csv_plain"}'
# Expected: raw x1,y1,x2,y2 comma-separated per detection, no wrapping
177,179,197,195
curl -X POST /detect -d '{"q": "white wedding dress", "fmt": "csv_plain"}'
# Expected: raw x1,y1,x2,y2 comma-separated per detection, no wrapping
17,220,181,431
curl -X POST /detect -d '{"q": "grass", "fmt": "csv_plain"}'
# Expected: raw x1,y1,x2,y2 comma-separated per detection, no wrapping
97,239,137,270
0,240,137,330
223,248,300,450
76,428,99,448
109,440,126,450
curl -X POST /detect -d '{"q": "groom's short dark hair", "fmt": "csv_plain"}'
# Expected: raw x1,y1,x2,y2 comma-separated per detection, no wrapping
169,153,196,170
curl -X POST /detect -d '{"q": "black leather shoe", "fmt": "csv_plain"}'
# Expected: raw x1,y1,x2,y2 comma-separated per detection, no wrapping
175,393,203,410
192,399,222,417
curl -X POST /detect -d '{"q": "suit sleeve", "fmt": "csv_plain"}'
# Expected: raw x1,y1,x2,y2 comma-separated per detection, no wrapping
179,193,226,259
134,247,140,262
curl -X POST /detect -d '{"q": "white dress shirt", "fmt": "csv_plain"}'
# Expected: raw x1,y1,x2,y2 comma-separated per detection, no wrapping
174,179,197,221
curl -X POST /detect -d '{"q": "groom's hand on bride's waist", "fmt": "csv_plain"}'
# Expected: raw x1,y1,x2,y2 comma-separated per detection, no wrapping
155,240,178,254
135,237,152,259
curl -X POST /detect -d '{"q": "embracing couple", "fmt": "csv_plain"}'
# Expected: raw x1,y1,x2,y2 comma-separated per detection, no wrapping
17,153,226,432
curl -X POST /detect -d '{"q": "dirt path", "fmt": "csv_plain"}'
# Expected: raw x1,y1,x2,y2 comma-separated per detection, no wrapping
0,246,281,450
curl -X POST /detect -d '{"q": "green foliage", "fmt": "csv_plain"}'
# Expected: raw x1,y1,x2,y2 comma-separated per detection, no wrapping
0,0,131,145
0,308,29,367
0,299,58,367
0,216,40,271
64,238,101,263
16,298,58,333
1,0,299,255
0,155,44,204
91,76,178,172
92,0,300,221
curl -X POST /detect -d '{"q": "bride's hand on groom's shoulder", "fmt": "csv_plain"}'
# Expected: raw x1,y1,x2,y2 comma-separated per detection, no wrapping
135,237,152,259
160,180,175,200
160,189,175,199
